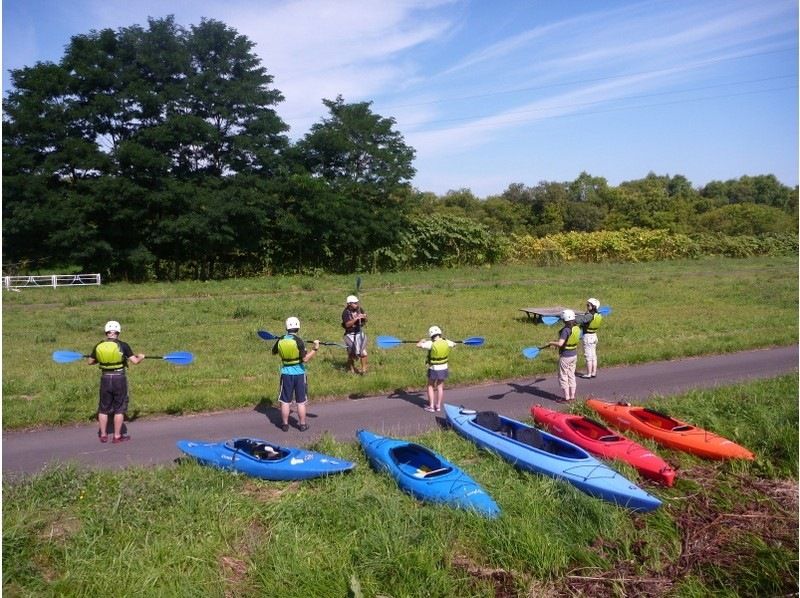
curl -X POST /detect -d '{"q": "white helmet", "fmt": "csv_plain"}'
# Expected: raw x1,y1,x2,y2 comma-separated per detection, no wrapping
561,309,576,321
285,316,300,331
346,295,359,304
428,325,442,338
587,298,600,308
104,320,121,333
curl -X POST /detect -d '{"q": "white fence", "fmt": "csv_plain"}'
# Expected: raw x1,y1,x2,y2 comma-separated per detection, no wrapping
3,273,102,290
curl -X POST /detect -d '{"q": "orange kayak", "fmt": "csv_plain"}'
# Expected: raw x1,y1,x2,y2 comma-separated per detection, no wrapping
585,399,755,461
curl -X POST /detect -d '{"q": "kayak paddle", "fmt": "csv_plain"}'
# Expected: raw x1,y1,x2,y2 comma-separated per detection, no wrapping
376,335,485,349
52,350,194,365
256,330,346,348
521,345,549,359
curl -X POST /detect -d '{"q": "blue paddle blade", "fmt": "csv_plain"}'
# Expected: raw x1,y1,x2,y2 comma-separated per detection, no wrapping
599,306,612,316
376,335,403,349
162,351,194,365
257,330,278,341
541,316,560,326
522,347,542,359
52,350,86,363
461,337,485,346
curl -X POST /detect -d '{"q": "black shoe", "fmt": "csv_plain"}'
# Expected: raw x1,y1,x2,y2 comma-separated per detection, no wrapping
280,423,289,432
299,424,309,432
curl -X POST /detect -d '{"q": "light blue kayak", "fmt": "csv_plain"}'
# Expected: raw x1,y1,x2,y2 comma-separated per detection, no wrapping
176,438,355,481
356,429,500,518
443,404,661,513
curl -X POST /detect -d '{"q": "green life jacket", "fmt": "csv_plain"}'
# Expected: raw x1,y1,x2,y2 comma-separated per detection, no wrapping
277,335,302,366
564,325,581,352
95,340,125,371
585,313,603,333
428,338,451,365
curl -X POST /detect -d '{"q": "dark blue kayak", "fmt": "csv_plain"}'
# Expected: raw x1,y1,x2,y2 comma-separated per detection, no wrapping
357,429,500,518
176,438,355,481
444,404,661,513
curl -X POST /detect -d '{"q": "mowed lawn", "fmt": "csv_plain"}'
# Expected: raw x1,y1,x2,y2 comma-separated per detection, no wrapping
2,256,797,596
3,255,797,429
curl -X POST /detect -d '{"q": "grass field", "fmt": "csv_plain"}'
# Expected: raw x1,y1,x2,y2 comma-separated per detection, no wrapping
3,376,797,596
3,256,797,596
3,255,797,429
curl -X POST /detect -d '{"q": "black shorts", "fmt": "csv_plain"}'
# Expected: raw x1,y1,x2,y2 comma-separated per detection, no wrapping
98,375,129,414
278,373,307,404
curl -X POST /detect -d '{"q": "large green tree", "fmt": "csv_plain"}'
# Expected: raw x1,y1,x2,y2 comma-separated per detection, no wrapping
292,96,417,272
3,16,289,280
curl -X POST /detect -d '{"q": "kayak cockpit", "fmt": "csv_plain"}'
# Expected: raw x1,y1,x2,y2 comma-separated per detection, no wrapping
473,411,586,460
567,417,622,443
390,444,453,478
229,438,288,461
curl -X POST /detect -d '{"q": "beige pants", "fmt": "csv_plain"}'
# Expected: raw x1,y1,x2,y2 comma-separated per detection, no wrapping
558,355,577,400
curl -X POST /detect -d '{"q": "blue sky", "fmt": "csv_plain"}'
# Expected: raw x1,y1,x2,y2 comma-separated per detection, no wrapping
3,0,798,196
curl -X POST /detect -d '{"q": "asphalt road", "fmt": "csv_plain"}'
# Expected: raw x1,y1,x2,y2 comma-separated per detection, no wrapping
3,345,797,479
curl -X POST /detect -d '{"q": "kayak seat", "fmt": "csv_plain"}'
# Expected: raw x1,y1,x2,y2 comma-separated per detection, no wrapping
515,427,547,451
671,425,692,432
475,411,502,430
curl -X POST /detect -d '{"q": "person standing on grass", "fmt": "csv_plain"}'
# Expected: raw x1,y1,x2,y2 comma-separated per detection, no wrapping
579,298,603,379
548,309,580,402
272,316,319,432
88,320,144,443
417,326,456,413
342,295,368,375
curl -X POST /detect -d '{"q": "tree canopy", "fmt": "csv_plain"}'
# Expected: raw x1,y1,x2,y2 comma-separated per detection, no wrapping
3,17,796,280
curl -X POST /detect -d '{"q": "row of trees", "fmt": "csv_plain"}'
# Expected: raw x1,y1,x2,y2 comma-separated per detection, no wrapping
3,17,797,281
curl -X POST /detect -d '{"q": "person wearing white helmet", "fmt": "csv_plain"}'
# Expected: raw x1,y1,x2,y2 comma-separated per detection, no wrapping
271,316,320,432
342,295,368,375
88,320,144,443
578,298,603,379
547,309,580,402
416,325,456,412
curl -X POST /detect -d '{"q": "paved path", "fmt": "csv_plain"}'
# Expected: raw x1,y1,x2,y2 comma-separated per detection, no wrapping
3,346,797,478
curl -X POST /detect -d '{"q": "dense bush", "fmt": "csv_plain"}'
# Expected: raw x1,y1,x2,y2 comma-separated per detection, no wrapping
508,229,796,264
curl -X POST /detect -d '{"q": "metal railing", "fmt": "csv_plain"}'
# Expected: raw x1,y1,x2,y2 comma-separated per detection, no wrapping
3,274,101,290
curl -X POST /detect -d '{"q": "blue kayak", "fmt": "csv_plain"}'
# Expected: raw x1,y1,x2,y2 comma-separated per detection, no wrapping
356,429,500,518
176,438,355,481
443,404,661,513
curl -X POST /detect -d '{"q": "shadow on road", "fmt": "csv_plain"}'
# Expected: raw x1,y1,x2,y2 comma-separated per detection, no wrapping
385,388,426,408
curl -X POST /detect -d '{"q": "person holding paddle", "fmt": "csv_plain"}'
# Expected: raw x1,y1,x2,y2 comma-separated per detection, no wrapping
342,295,368,375
548,309,580,402
272,317,319,432
416,326,456,413
578,298,603,379
87,320,144,443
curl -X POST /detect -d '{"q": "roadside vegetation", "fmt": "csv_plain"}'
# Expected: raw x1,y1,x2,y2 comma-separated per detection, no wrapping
3,375,796,596
3,255,796,429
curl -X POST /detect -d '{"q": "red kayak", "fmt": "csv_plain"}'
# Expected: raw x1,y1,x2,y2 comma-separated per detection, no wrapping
586,399,755,461
531,404,677,486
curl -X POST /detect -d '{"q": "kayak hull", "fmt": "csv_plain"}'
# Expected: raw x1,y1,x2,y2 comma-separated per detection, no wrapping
531,405,676,486
176,438,355,480
585,399,755,461
356,429,500,518
444,404,661,513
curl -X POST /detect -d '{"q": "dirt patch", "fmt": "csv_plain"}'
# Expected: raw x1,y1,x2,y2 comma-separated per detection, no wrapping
564,466,799,597
218,520,271,597
240,479,301,502
450,554,544,598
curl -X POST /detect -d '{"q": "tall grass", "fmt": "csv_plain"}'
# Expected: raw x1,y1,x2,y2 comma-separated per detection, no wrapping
3,376,796,596
3,256,797,430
